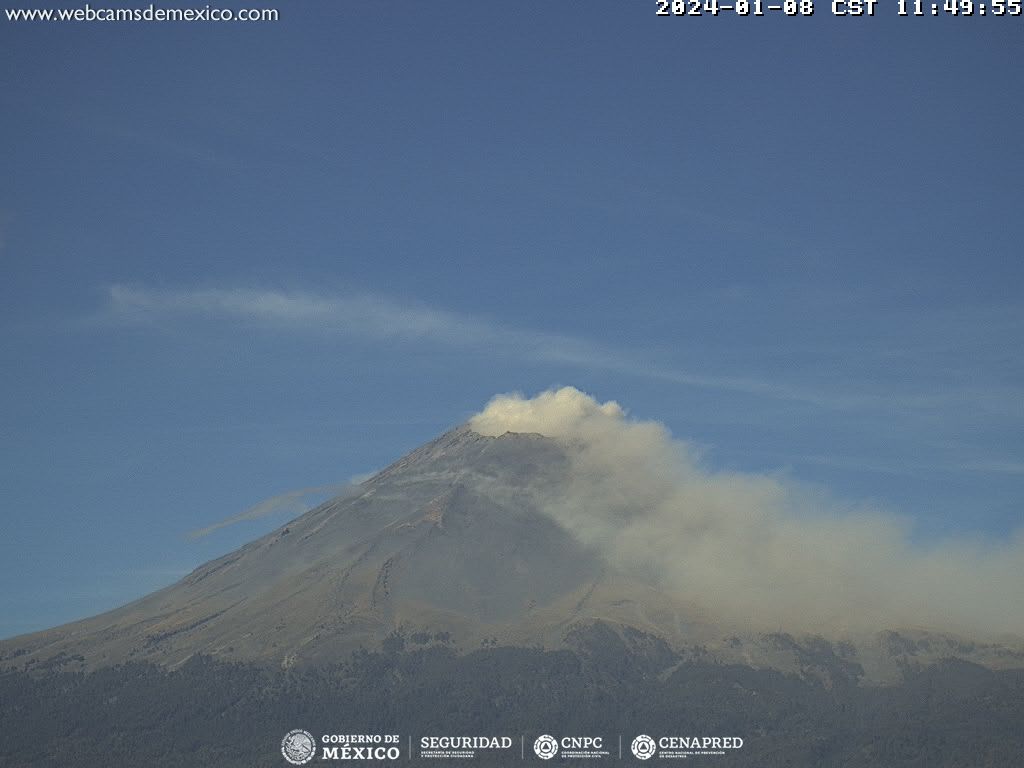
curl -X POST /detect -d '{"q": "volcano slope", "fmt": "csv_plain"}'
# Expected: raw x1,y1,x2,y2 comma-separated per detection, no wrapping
0,427,717,672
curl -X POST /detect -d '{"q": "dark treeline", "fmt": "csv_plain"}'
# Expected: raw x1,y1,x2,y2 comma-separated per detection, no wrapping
2,626,1023,767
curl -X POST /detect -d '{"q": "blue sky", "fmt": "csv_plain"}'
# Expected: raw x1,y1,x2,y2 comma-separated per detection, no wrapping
1,3,1022,639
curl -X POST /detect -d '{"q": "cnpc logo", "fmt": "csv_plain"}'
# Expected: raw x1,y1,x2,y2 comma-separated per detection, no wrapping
533,735,558,760
533,734,605,759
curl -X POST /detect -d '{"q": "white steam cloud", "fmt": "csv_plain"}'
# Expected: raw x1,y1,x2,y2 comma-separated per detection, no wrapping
471,387,1024,637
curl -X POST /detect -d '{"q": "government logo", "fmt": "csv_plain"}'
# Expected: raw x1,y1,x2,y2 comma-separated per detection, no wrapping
533,734,559,760
631,734,657,760
281,729,316,765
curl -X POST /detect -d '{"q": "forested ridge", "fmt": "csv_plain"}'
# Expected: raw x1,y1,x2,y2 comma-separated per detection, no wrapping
2,627,1023,767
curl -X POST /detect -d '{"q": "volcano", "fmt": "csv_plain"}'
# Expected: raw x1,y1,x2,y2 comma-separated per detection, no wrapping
4,395,1023,684
0,426,714,671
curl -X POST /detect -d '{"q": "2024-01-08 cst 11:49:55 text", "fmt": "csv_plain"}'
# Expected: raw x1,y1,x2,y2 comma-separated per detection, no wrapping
656,0,1021,15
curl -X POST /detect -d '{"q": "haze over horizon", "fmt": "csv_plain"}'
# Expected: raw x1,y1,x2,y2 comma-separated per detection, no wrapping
2,4,1022,640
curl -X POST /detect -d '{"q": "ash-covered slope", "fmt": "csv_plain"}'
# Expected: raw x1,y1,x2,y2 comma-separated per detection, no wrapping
0,427,709,671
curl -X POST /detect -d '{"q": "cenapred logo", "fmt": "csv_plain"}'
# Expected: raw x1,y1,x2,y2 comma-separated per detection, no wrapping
281,729,317,765
533,734,559,760
633,734,744,759
631,734,657,760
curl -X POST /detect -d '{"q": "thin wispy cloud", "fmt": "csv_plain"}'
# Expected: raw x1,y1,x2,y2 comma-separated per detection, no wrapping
187,481,357,539
102,284,1017,418
105,284,607,359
